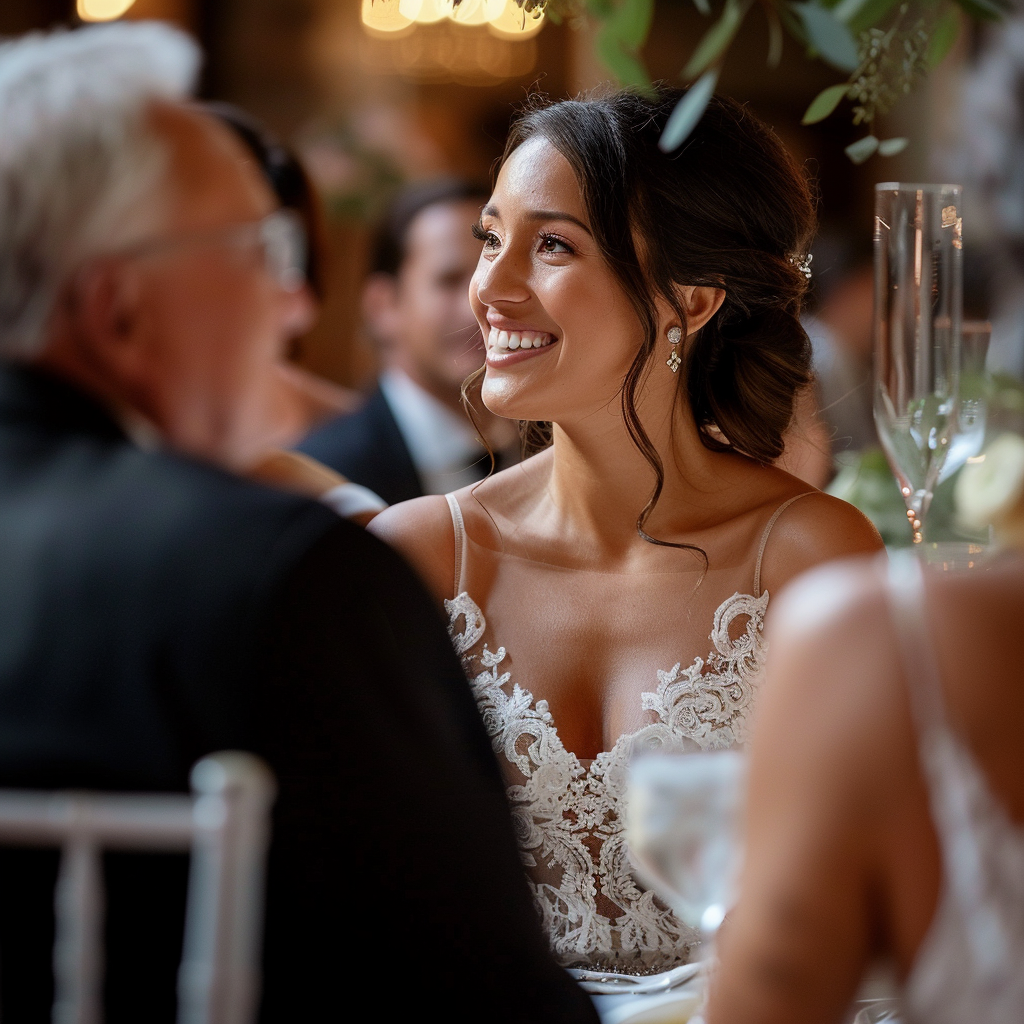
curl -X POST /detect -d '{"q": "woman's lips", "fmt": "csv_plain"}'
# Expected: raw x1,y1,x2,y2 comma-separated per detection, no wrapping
484,326,558,366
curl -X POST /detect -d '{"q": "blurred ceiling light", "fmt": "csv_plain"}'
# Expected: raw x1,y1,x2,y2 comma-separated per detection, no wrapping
449,0,490,24
363,0,544,43
77,0,137,20
486,0,545,39
399,0,448,22
362,0,413,33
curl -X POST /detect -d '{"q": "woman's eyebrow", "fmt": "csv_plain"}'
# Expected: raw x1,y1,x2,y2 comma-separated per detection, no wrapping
481,204,593,237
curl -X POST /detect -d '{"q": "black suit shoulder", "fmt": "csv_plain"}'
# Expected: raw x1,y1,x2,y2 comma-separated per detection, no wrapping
296,384,423,505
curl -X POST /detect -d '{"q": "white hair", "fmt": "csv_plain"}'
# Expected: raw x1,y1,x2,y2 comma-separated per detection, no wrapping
0,22,200,356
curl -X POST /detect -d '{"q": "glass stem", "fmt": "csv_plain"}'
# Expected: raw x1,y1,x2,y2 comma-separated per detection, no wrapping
904,487,932,544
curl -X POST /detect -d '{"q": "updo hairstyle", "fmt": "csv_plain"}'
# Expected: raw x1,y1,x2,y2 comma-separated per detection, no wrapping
503,88,816,470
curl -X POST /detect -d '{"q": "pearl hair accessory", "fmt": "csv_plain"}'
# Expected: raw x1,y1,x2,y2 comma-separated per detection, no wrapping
789,252,813,280
666,325,682,372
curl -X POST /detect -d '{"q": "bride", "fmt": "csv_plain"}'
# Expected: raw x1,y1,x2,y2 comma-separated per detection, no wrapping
370,89,883,973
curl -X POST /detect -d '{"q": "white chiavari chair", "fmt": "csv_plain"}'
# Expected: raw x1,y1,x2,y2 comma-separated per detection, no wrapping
0,751,275,1024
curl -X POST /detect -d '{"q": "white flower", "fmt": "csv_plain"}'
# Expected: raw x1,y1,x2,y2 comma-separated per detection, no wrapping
955,432,1024,547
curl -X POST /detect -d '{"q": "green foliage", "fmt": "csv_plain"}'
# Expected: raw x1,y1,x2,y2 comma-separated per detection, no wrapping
683,0,750,79
842,0,902,33
592,0,656,89
878,136,908,155
796,3,860,71
802,82,850,124
952,0,1011,20
844,133,879,162
659,68,719,150
926,5,960,65
520,0,1005,162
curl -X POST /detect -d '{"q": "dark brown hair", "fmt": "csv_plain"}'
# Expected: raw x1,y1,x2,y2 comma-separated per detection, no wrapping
206,102,331,302
486,87,816,544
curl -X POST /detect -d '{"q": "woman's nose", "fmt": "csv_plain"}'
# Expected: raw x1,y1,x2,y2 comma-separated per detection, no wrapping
473,246,532,308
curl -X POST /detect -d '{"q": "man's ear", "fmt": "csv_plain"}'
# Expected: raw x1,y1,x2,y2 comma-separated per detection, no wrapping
361,272,401,350
675,284,726,336
69,259,148,381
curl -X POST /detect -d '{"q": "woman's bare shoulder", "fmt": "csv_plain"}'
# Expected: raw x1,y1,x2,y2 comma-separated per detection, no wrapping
757,484,885,594
367,494,456,603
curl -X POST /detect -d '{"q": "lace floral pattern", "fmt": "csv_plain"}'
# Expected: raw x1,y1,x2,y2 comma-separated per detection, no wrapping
446,589,769,973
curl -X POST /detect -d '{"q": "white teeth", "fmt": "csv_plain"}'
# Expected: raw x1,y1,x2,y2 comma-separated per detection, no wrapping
486,329,557,353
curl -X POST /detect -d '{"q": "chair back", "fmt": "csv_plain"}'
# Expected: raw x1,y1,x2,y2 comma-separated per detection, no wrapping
0,751,276,1024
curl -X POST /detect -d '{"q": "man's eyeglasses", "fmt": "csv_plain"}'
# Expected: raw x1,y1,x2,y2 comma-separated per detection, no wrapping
120,209,308,292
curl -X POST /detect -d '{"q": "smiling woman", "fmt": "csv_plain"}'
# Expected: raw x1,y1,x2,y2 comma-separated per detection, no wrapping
369,86,883,976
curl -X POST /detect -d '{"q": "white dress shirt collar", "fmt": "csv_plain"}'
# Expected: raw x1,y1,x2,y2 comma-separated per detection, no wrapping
378,368,488,495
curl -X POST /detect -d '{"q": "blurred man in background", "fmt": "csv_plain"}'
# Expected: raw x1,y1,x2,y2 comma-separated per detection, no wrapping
299,179,519,504
0,22,597,1024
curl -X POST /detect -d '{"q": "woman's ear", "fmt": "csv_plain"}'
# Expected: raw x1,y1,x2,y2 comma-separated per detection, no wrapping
677,284,725,335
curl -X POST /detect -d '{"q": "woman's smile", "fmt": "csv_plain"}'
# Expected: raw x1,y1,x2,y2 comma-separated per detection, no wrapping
485,325,559,367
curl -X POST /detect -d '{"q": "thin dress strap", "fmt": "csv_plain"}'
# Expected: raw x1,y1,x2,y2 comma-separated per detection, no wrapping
444,493,469,599
752,491,815,597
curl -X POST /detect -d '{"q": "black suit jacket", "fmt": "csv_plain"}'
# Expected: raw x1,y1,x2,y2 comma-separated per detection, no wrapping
0,364,596,1024
297,384,424,505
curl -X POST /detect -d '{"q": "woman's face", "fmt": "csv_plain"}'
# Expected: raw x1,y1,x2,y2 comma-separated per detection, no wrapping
469,137,645,425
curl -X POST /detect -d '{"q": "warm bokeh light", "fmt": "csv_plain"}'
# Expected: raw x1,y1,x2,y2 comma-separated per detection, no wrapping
364,0,544,38
399,0,448,23
362,0,413,34
449,0,491,25
486,0,545,39
77,0,137,20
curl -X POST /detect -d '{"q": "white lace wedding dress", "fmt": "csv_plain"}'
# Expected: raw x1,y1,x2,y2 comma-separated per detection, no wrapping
443,491,810,975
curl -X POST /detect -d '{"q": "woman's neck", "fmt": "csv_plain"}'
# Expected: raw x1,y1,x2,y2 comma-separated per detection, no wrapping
543,402,739,556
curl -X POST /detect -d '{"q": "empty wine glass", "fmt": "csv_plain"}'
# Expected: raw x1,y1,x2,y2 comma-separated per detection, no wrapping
625,752,746,955
873,183,963,544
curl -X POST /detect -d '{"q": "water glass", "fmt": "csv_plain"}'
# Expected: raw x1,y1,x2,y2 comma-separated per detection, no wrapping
625,752,746,950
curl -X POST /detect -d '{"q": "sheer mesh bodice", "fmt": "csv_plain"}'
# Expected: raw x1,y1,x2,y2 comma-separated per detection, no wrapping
443,491,808,974
889,554,1024,1023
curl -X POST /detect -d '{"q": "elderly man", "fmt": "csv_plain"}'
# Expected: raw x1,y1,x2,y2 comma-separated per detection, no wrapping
0,23,597,1024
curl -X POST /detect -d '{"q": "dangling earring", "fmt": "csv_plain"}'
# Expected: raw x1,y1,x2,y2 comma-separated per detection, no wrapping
666,326,682,373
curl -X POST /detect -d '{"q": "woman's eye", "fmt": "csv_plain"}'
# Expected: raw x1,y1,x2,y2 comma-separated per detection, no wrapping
539,234,572,255
471,223,500,250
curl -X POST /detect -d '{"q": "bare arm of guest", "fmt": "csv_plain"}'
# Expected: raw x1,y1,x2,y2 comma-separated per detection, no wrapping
248,449,386,527
706,558,941,1024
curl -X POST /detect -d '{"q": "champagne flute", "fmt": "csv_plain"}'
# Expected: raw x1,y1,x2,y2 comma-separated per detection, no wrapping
625,752,746,956
873,183,963,544
938,321,991,484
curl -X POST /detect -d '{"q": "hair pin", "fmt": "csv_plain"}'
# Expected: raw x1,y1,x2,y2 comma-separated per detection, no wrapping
789,252,813,280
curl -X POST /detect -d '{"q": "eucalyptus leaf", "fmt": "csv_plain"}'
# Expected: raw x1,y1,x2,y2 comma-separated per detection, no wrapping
878,136,909,156
845,134,879,163
659,69,719,152
683,0,748,79
952,0,1011,19
596,26,652,88
611,0,656,51
835,0,901,33
767,10,783,67
927,7,960,68
802,83,849,124
796,3,860,73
